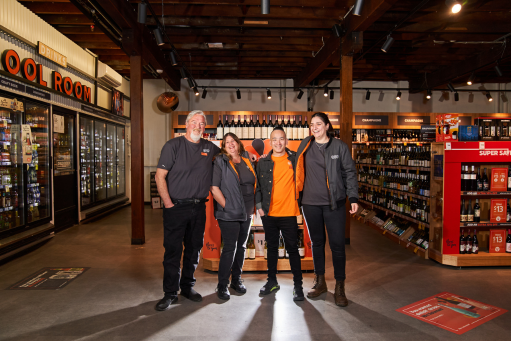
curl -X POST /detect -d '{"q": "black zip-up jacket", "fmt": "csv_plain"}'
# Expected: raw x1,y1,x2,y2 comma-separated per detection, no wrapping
212,152,256,221
295,136,358,210
255,148,297,215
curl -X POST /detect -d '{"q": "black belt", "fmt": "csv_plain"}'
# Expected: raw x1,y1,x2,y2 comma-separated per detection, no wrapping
172,198,209,205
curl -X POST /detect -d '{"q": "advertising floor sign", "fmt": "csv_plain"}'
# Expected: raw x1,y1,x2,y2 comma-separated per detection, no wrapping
7,267,89,290
397,292,508,335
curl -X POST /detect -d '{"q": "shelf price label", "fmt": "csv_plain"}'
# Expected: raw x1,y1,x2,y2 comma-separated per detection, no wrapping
490,199,507,223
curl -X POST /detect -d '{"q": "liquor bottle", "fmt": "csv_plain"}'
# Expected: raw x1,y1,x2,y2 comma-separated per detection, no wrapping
261,115,267,140
482,168,489,191
297,116,304,140
278,234,285,259
298,230,305,259
460,199,467,222
459,230,466,254
470,165,477,191
242,115,249,140
248,115,255,139
506,229,511,253
473,199,480,223
285,116,292,138
472,229,479,254
254,115,261,139
476,167,482,191
460,165,465,191
292,116,298,140
216,116,224,140
467,199,474,222
248,232,256,259
303,116,309,138
508,165,511,191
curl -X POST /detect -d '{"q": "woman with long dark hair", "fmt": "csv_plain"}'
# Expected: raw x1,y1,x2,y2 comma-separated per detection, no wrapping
295,112,358,307
211,133,256,300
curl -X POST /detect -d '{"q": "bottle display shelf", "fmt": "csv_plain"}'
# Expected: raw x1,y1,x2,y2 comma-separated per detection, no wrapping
356,163,431,172
359,199,430,227
203,257,314,272
460,221,511,227
358,182,430,201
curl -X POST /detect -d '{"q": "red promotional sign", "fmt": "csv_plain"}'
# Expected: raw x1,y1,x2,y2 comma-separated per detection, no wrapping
489,229,507,253
397,292,508,335
490,168,508,191
490,199,507,223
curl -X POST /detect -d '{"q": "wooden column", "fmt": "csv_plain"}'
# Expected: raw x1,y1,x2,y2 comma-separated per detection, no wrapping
130,55,145,245
340,55,353,244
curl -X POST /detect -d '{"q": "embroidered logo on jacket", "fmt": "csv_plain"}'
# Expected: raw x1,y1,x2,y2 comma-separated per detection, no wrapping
331,155,339,159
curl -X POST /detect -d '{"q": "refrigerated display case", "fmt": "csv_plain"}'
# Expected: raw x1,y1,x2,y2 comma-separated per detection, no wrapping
80,118,93,206
116,126,125,195
106,124,116,198
94,121,106,202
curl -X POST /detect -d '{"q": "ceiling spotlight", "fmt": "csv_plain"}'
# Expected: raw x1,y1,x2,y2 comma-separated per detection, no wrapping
267,88,271,99
261,0,269,14
193,87,199,96
170,51,178,66
324,87,329,97
156,69,163,74
426,90,432,99
486,92,493,102
330,90,334,100
137,1,147,24
353,0,365,16
236,88,241,100
365,89,371,100
381,35,394,53
153,28,165,46
201,88,207,99
447,82,455,92
454,92,459,101
332,24,344,38
467,73,475,85
446,0,462,13
495,64,503,77
187,78,194,88
396,90,402,100
180,68,188,80
297,89,304,99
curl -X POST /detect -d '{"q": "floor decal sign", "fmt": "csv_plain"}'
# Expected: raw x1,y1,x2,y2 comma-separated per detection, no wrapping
397,292,508,335
7,267,89,290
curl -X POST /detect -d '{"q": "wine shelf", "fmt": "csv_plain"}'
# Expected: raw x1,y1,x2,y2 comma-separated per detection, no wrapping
358,182,430,201
429,250,511,267
460,191,511,196
203,257,314,272
460,221,511,227
356,163,430,172
359,199,430,227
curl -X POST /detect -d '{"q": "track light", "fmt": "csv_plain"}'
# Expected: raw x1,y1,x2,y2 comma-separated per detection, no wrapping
324,87,329,97
180,68,188,80
365,89,371,100
153,28,165,46
201,88,207,99
381,35,394,53
467,73,475,85
446,0,462,13
396,90,401,100
454,92,459,101
193,87,199,96
353,0,364,16
170,51,178,66
236,89,241,100
137,1,147,24
297,89,304,99
486,92,493,102
330,90,334,100
187,78,194,88
267,88,271,99
261,0,269,14
332,24,344,38
495,64,503,77
426,90,432,99
447,82,455,92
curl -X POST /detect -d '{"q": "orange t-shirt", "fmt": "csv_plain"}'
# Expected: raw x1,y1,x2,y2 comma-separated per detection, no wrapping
268,154,300,217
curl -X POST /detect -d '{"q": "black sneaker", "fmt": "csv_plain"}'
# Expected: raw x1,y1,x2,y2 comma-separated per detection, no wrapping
293,286,305,301
216,284,230,300
260,279,280,295
230,278,247,294
155,292,178,311
180,287,202,302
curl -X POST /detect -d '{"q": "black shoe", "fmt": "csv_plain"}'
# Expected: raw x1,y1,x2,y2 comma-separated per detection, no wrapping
260,279,280,295
180,288,202,302
230,278,247,294
216,284,230,300
155,292,178,311
293,286,305,301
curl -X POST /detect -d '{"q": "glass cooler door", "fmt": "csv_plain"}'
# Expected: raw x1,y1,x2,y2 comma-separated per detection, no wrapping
80,117,93,207
116,126,125,195
106,124,116,198
94,121,106,202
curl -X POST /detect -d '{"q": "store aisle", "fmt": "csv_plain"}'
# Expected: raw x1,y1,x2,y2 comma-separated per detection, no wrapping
0,206,509,341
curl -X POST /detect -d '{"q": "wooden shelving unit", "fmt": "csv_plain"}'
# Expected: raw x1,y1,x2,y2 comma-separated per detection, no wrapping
356,164,431,172
429,249,510,267
359,199,430,227
358,182,430,201
204,257,314,272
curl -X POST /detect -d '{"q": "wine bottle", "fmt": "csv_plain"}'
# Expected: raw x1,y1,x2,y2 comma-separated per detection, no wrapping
286,116,292,138
254,115,261,139
507,199,511,222
236,115,242,138
248,232,256,259
482,168,489,191
460,165,465,191
292,116,298,141
242,115,249,140
466,229,473,253
274,115,280,131
470,165,477,191
264,241,268,259
297,116,304,140
508,165,511,191
248,115,255,140
476,167,482,191
459,230,466,254
472,229,479,254
506,229,511,253
298,230,305,259
460,199,467,222
229,116,235,135
261,115,267,140
474,199,481,223
303,116,309,138
467,199,474,222
267,115,273,139
216,116,223,140
278,234,285,259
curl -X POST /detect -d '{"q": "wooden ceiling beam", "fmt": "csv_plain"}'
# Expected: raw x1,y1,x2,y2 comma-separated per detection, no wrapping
172,43,322,51
38,14,92,25
165,35,325,45
145,17,337,29
164,27,331,37
128,0,344,7
21,3,82,14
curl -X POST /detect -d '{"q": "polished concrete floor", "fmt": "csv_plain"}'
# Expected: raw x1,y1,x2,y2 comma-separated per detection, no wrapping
0,206,509,341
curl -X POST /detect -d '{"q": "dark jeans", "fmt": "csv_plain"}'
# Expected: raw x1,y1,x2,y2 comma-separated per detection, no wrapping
261,216,303,286
163,202,206,294
302,199,346,280
217,218,251,286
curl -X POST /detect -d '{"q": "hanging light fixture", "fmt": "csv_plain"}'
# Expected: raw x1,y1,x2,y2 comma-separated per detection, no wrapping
454,92,459,101
467,73,475,85
201,88,208,99
446,0,462,13
324,86,329,97
353,0,365,16
396,90,402,100
330,90,334,100
381,35,394,53
193,87,199,96
297,89,304,99
137,1,147,24
447,82,455,92
187,78,194,88
486,91,493,102
170,51,178,66
153,28,165,46
180,68,188,80
365,89,371,100
261,0,269,14
267,88,271,99
236,89,241,100
426,90,432,99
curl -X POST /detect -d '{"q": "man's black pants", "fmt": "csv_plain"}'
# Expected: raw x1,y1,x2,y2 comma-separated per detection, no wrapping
261,215,302,287
163,202,206,294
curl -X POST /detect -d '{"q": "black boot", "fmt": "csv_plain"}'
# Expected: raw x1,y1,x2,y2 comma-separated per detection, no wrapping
293,286,305,301
155,292,178,311
216,284,230,300
230,278,247,294
180,287,202,302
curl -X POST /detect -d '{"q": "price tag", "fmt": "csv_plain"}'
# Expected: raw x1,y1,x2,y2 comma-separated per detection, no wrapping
383,230,387,235
479,142,485,150
446,142,451,150
414,247,419,253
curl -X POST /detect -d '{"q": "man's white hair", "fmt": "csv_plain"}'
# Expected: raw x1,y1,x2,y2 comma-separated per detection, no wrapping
186,110,207,124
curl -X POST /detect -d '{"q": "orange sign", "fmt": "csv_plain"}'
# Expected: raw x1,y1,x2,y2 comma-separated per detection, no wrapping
490,168,508,191
490,199,507,223
489,229,507,253
38,42,67,68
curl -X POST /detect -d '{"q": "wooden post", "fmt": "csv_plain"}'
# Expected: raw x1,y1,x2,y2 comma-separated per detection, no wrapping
340,55,353,244
130,55,145,245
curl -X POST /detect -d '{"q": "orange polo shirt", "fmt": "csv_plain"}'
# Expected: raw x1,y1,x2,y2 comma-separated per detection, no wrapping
268,154,300,217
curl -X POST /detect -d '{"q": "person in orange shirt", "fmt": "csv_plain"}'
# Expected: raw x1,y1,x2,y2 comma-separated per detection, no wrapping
255,127,303,301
